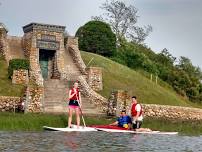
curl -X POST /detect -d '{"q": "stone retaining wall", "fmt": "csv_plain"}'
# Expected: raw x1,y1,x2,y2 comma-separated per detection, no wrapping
142,104,202,121
108,90,202,121
0,96,21,112
12,69,29,85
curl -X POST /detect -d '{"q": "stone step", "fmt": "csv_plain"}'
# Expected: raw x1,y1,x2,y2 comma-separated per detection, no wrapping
44,107,67,113
44,98,66,101
44,84,67,89
43,78,103,115
44,100,67,104
44,93,66,97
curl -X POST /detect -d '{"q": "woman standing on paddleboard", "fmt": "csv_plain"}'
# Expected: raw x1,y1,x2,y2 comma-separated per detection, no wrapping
68,81,82,128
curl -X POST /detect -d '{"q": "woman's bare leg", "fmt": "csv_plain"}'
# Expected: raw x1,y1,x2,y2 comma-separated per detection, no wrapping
75,108,80,128
68,108,73,128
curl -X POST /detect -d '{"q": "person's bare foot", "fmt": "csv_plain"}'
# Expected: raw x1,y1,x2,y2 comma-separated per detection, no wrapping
136,128,152,132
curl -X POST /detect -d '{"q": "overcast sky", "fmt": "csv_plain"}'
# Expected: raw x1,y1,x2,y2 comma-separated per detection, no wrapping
0,0,202,68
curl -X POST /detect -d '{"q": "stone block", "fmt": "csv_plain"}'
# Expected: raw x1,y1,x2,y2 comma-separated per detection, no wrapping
86,67,103,91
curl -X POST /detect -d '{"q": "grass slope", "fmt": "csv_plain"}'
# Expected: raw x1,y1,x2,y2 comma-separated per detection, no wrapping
0,55,24,97
81,51,193,107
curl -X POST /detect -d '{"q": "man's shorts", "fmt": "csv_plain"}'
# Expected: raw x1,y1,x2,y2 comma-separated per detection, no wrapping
132,121,142,129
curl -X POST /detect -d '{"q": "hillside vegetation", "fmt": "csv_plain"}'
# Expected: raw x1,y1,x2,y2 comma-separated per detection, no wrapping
0,55,24,97
81,51,194,107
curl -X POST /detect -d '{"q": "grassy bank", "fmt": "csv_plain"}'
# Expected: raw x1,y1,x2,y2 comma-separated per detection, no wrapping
0,113,112,131
0,55,24,97
0,113,202,135
81,51,200,107
143,118,202,136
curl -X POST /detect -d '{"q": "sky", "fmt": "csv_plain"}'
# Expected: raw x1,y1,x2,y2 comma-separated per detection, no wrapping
0,0,202,68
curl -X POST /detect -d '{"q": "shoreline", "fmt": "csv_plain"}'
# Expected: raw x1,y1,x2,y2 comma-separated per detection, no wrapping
0,112,202,135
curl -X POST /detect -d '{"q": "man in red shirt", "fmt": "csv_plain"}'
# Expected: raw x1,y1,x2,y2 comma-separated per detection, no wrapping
131,96,151,132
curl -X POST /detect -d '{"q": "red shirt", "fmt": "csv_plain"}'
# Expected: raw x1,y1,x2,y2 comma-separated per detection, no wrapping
69,88,80,100
131,103,142,117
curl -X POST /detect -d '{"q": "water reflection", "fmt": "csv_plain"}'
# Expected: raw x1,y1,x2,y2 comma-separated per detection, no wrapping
0,131,202,152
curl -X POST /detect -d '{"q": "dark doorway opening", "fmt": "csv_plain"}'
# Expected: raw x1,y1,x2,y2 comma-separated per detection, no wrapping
39,49,56,79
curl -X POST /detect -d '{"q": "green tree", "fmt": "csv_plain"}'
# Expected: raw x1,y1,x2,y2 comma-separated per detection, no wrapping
92,0,152,45
76,20,116,57
155,48,176,67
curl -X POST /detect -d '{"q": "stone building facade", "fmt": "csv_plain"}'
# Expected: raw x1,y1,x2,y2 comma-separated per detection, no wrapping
22,23,66,85
0,22,106,114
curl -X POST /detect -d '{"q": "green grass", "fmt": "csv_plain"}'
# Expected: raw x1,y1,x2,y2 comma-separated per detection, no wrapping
81,51,198,107
0,55,24,97
0,113,112,131
143,118,202,136
0,113,202,135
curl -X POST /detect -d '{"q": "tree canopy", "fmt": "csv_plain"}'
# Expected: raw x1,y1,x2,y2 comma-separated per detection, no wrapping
92,0,152,45
76,20,116,57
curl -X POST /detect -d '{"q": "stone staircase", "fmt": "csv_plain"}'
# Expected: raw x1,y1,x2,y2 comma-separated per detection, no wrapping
43,79,68,113
43,51,104,115
43,79,104,115
63,48,82,78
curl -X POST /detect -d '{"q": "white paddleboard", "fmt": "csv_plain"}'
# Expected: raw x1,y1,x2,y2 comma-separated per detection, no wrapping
96,128,178,135
43,126,97,132
43,126,178,135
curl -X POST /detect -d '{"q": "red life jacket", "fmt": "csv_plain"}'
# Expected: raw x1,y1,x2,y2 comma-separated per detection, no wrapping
131,103,143,117
69,88,80,100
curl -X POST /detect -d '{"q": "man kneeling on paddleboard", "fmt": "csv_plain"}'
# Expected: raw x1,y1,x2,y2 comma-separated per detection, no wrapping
109,110,132,129
131,96,151,132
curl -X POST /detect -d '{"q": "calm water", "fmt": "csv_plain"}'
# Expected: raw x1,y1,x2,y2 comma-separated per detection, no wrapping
0,131,202,152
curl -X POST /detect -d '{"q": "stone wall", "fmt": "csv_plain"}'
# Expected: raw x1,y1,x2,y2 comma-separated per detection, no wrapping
24,86,43,113
142,104,202,121
7,36,24,59
66,37,87,75
86,67,103,91
0,96,21,112
77,76,108,112
12,69,29,85
107,90,202,121
107,90,130,116
23,31,43,86
0,26,10,63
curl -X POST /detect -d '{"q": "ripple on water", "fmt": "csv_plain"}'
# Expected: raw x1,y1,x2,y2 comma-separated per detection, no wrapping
0,131,202,152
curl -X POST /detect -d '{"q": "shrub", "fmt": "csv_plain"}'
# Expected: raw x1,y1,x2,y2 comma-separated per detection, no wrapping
8,59,30,78
76,20,116,57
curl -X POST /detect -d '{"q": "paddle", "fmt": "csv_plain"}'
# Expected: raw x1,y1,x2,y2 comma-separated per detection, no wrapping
76,92,86,127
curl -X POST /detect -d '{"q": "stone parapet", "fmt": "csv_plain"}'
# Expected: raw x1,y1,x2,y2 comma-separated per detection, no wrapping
12,69,29,85
25,86,43,113
0,27,10,63
0,96,21,112
77,76,108,112
66,37,87,75
86,67,103,91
